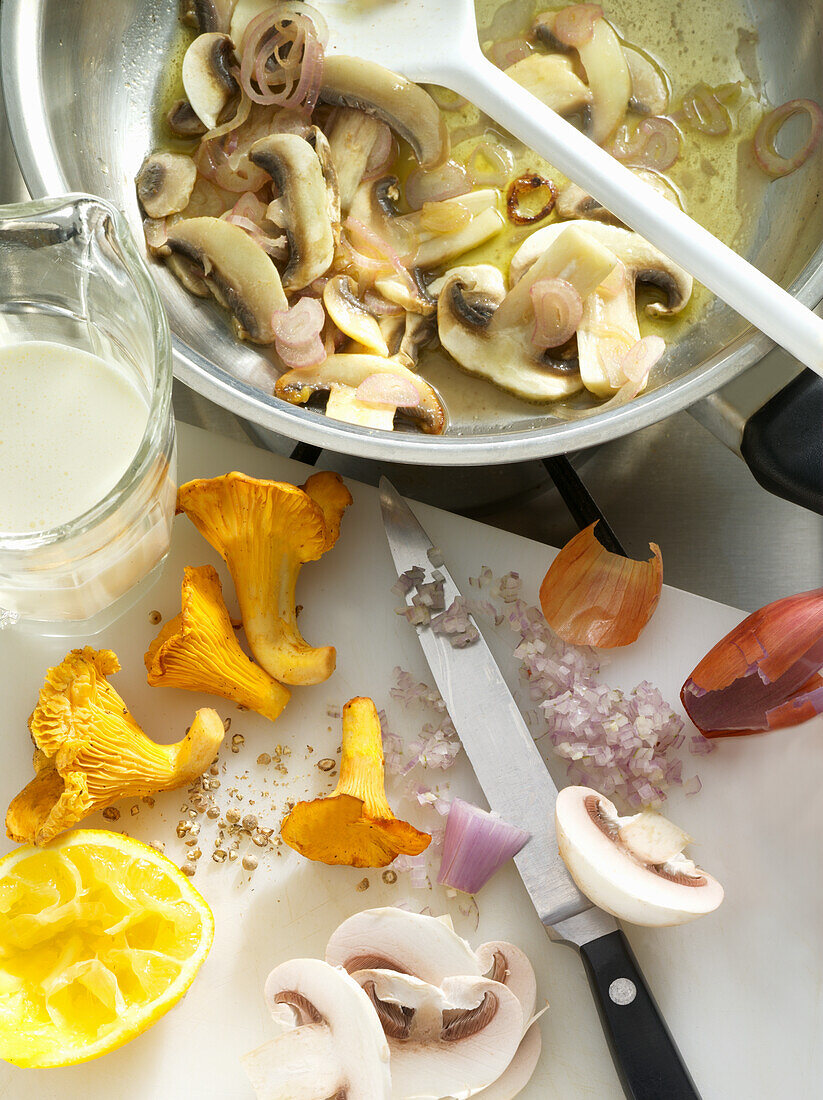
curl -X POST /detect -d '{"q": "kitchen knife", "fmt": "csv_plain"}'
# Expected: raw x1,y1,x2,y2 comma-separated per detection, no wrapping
379,477,701,1100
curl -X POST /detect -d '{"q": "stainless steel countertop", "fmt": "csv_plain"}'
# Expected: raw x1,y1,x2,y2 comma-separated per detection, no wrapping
1,79,819,612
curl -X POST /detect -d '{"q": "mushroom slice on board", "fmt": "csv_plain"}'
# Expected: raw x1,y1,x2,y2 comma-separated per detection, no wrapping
329,107,387,214
181,32,239,131
505,53,593,116
250,132,336,291
555,786,725,926
351,969,524,1100
324,275,390,356
475,941,537,1031
164,216,287,343
275,353,446,433
473,1024,543,1100
319,55,449,168
556,167,682,223
241,958,392,1100
533,11,631,144
436,225,617,402
136,153,197,218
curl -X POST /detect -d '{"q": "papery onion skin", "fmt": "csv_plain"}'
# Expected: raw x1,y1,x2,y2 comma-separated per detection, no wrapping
753,98,823,179
553,4,604,48
506,174,557,225
540,523,663,648
437,798,530,894
681,588,823,737
530,278,583,349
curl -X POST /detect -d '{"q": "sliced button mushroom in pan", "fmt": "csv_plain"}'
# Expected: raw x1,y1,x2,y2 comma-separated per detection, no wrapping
241,958,392,1100
329,106,387,214
307,125,342,245
624,44,671,116
181,32,239,131
556,786,725,926
250,132,336,291
182,0,237,34
136,153,197,218
166,98,207,137
505,53,593,116
324,275,390,356
164,216,287,342
533,10,631,144
275,353,446,433
402,190,506,270
350,969,524,1100
319,56,449,168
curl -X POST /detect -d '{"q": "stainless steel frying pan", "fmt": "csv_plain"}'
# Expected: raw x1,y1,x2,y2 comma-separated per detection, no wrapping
3,0,823,477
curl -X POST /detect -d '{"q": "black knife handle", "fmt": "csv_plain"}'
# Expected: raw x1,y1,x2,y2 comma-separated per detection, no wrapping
580,930,701,1100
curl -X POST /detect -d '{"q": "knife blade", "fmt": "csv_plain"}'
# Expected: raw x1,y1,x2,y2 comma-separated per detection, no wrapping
379,478,702,1100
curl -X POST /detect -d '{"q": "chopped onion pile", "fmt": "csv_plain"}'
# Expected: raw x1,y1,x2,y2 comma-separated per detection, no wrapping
469,568,709,809
271,295,326,368
393,563,480,647
753,98,823,179
239,3,328,111
438,799,530,894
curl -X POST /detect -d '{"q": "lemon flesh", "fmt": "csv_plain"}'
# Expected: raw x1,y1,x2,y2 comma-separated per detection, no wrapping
0,829,214,1067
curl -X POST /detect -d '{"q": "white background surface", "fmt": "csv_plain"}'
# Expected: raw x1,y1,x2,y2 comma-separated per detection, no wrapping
0,423,820,1099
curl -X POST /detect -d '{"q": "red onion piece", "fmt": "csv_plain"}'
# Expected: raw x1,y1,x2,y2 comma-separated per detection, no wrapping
195,140,269,193
619,334,666,386
405,160,472,210
552,4,604,48
680,82,732,137
754,98,823,179
344,216,415,289
437,798,530,894
681,587,823,737
271,296,326,368
361,122,396,181
239,5,325,111
488,36,532,70
229,191,268,224
506,174,557,224
530,278,584,349
363,289,405,317
465,140,515,187
201,90,252,145
609,117,682,172
355,373,422,408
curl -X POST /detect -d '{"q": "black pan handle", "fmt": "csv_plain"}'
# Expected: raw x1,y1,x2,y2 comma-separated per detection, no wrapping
580,930,701,1100
740,368,823,515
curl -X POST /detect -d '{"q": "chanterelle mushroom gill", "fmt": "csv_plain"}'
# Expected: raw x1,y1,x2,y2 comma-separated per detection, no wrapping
435,224,618,402
555,786,724,926
6,648,224,846
281,697,431,867
351,969,524,1100
241,958,392,1100
510,221,692,395
144,565,290,722
176,471,352,685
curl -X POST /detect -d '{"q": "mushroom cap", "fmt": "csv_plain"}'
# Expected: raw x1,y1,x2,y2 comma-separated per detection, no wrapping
144,565,290,723
351,969,524,1100
555,786,724,926
181,31,238,131
250,132,336,291
275,353,447,434
510,221,692,317
136,153,197,218
6,648,224,846
164,217,287,342
319,56,449,168
242,958,392,1100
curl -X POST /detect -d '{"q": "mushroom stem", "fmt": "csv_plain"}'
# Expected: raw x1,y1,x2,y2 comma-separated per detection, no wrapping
333,698,394,818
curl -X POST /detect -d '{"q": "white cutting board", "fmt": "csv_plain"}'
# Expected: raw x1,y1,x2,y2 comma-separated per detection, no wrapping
0,422,819,1100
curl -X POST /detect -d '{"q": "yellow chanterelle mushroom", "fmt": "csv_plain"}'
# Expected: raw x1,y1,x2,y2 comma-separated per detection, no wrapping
145,565,290,721
176,471,352,685
6,648,224,846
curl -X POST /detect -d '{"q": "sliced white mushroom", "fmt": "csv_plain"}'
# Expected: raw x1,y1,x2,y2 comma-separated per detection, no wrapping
324,275,389,356
556,168,683,224
533,12,631,144
472,1024,543,1100
401,190,506,270
136,153,197,218
475,941,537,1030
307,125,342,247
509,221,692,319
166,98,207,137
624,45,670,116
274,353,447,434
164,216,287,343
250,132,335,291
320,56,449,168
505,53,593,116
576,261,641,395
352,969,524,1100
329,107,387,214
182,31,239,131
185,0,237,33
555,786,725,926
241,957,391,1100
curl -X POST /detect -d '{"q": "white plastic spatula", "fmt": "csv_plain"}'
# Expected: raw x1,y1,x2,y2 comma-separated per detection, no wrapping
318,0,823,378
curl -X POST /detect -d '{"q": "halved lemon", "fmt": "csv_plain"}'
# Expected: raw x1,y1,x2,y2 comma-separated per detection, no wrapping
0,829,214,1067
